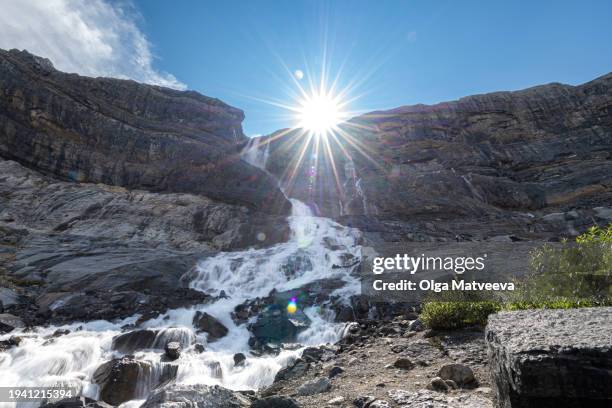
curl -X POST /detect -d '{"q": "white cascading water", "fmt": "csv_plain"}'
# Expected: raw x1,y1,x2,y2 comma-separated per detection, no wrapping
0,137,362,408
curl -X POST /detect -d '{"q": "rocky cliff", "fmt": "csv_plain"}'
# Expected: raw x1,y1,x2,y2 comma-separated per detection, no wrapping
0,49,291,325
260,73,612,242
0,48,290,214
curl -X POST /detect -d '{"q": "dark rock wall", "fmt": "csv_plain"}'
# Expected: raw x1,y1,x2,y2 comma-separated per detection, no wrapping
262,73,612,241
0,48,289,214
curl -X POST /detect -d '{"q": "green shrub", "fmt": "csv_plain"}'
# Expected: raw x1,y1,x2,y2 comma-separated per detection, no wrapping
421,299,501,330
516,224,611,304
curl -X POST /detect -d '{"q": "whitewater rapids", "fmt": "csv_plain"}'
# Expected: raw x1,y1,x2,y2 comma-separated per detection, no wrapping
0,152,363,407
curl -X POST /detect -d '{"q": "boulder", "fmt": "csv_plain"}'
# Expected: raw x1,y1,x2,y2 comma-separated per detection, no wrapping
393,358,415,370
437,363,475,386
92,357,152,405
274,358,310,383
249,305,310,345
164,341,181,360
0,313,24,333
296,377,331,396
141,384,250,408
408,319,424,332
486,307,612,408
328,366,344,379
111,329,159,353
353,395,376,408
427,377,450,392
193,311,229,341
234,352,246,367
251,396,301,408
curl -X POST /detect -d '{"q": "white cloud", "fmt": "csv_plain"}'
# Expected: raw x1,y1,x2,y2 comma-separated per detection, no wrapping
0,0,186,90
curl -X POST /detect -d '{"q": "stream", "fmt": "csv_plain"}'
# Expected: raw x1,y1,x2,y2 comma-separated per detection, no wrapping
0,138,363,407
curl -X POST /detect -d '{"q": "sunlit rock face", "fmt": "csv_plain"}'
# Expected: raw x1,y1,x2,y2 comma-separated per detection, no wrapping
0,48,290,215
262,72,612,241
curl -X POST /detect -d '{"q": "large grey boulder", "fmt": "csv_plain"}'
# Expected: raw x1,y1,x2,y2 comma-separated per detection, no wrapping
141,384,250,408
93,356,178,406
92,357,152,405
486,307,612,408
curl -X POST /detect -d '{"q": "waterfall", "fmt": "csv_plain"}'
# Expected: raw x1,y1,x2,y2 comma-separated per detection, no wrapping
242,136,270,170
0,138,363,407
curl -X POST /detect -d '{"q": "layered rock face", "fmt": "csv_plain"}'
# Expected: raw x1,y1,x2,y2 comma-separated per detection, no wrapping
0,48,289,214
261,73,612,241
0,49,290,325
486,307,612,408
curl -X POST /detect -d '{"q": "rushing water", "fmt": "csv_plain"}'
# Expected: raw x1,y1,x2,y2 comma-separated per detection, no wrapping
0,139,362,407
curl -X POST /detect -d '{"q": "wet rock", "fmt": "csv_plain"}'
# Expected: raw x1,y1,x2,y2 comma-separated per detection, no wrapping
40,396,112,408
281,252,313,279
111,329,159,353
328,365,344,379
249,305,310,345
0,313,24,333
251,395,301,408
193,311,229,341
486,307,612,408
274,358,310,382
393,357,415,370
206,360,223,379
141,384,250,408
51,329,70,337
437,363,475,386
234,352,246,367
194,343,206,353
0,336,21,351
297,377,331,396
164,341,181,360
92,356,152,406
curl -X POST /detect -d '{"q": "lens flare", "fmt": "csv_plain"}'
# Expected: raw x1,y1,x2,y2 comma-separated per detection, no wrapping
287,297,298,314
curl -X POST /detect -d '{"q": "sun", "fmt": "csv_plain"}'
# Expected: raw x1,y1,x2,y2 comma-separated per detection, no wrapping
296,90,345,136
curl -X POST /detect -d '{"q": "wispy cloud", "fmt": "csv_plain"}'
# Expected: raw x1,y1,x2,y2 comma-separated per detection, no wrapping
0,0,186,90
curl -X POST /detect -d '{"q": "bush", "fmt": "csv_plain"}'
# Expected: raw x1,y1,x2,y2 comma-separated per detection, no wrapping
516,224,611,304
420,225,611,330
420,300,501,330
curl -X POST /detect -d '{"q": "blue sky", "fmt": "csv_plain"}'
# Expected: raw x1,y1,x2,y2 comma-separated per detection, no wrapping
135,0,612,135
